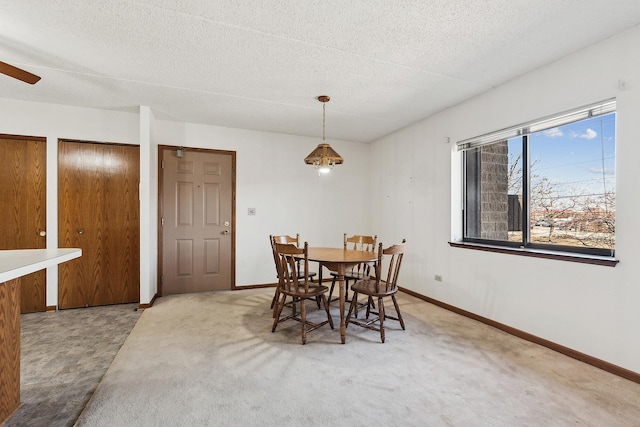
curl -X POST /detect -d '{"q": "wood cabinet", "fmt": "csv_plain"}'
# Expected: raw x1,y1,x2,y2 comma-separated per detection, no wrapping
0,277,20,424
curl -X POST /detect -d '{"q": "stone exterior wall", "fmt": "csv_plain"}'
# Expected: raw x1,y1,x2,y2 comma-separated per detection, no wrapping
480,142,509,240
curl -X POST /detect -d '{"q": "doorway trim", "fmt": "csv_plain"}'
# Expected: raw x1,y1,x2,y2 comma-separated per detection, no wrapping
157,145,237,296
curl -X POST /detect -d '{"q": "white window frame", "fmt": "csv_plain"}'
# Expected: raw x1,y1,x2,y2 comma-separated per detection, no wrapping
455,99,617,261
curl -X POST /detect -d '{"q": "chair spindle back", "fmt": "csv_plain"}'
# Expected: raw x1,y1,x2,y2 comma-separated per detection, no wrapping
274,241,310,293
344,234,377,278
374,239,406,293
343,233,377,251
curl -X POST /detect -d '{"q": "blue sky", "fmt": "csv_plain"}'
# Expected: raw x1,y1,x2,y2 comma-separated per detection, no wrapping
508,112,615,196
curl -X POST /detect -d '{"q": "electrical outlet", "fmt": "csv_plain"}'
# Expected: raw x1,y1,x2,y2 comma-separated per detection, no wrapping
434,274,443,282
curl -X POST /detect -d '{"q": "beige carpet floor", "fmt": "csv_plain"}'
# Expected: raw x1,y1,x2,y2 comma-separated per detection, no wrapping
75,288,640,426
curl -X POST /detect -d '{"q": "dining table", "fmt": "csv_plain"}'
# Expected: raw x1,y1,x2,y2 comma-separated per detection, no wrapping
303,247,378,344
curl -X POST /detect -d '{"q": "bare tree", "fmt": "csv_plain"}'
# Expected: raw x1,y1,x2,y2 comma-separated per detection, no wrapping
529,176,576,242
568,189,615,249
507,152,522,195
508,155,615,249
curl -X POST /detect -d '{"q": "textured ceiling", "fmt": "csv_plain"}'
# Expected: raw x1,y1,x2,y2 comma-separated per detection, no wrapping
1,1,640,142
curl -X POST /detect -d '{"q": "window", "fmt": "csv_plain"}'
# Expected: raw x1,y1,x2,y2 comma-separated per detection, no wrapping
459,100,616,258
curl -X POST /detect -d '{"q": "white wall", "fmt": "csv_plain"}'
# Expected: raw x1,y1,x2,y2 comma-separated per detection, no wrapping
370,25,640,374
0,99,140,307
0,99,370,305
139,106,158,304
154,120,371,286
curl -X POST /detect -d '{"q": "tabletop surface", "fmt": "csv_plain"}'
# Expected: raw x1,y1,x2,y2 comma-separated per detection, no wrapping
305,247,377,263
0,248,82,283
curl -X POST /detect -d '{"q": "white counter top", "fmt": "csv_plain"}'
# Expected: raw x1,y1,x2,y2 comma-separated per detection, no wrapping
0,248,82,283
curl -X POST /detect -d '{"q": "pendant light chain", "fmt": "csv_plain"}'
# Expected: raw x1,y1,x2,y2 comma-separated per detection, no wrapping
322,101,326,143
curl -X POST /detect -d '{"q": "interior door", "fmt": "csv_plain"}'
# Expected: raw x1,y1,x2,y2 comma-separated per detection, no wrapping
0,135,47,313
58,140,140,309
161,148,233,294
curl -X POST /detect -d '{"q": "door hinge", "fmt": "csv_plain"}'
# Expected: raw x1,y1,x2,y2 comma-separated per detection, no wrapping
161,217,164,227
161,160,165,169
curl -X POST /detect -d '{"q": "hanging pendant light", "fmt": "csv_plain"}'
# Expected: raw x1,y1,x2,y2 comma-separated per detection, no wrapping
304,95,343,174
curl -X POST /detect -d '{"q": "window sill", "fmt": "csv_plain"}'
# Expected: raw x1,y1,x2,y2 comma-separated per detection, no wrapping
449,241,619,267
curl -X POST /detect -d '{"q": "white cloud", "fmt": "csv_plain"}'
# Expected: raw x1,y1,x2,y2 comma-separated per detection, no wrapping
543,127,563,137
588,167,615,175
579,128,598,140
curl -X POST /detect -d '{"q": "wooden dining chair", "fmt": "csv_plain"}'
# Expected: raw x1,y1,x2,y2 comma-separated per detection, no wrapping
271,242,334,344
269,234,318,310
345,239,406,343
273,234,317,281
327,234,377,305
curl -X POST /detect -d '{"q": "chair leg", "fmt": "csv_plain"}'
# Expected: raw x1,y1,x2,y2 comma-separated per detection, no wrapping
322,294,334,329
391,295,405,330
271,287,282,317
345,292,357,329
270,286,279,310
378,297,385,343
327,276,337,303
328,276,350,304
300,297,307,345
365,296,372,319
354,289,360,318
272,294,287,332
347,290,372,317
316,296,321,309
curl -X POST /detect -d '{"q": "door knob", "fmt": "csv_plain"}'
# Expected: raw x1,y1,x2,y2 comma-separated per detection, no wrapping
39,230,46,237
77,229,85,235
222,230,230,235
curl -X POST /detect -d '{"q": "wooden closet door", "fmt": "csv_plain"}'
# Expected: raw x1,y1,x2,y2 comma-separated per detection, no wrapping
58,140,140,309
0,135,47,313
